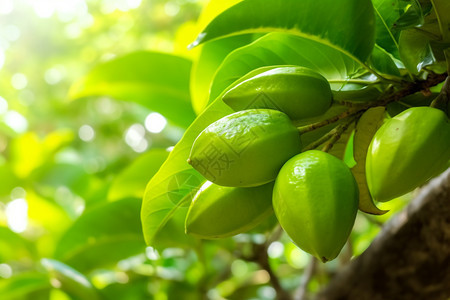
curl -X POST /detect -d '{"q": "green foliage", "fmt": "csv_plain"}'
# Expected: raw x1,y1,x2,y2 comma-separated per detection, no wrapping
69,51,196,128
191,0,376,62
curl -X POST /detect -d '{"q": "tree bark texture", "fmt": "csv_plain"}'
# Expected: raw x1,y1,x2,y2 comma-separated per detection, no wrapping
316,167,450,300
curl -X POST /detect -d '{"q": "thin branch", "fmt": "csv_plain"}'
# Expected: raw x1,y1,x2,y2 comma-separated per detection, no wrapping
296,72,447,135
321,115,359,153
296,257,318,300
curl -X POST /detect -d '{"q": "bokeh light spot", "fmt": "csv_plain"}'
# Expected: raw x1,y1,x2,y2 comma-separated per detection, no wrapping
11,73,28,90
0,0,14,15
0,96,8,114
5,198,28,233
145,112,167,133
78,125,95,142
4,111,28,133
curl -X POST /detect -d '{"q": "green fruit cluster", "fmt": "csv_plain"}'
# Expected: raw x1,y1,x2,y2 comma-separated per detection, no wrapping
183,65,450,263
183,66,360,262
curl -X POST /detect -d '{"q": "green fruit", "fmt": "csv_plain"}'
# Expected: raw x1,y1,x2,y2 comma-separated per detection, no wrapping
273,150,358,263
366,107,450,202
188,109,302,187
222,66,332,120
185,182,274,239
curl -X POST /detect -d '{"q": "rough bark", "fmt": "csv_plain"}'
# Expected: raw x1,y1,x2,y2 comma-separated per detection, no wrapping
316,167,450,300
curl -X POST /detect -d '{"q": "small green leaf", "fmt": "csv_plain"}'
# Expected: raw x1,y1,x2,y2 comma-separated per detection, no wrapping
69,51,195,128
369,44,401,76
54,198,146,271
352,107,388,215
190,0,376,63
41,259,100,300
108,149,169,201
399,29,435,74
372,0,407,57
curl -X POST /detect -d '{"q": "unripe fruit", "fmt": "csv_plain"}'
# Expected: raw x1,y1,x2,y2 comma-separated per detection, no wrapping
366,107,450,202
222,66,332,120
273,150,358,263
185,182,274,239
188,109,302,187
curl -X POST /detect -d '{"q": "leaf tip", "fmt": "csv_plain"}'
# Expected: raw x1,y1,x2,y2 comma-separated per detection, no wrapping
187,32,206,50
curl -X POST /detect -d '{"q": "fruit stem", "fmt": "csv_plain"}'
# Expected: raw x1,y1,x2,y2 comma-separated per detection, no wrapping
302,115,359,152
297,72,448,135
296,108,362,135
321,115,359,153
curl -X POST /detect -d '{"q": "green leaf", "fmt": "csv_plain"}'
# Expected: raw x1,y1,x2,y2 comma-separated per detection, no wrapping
369,44,401,76
108,149,169,201
209,33,362,103
431,0,450,41
54,198,145,272
191,35,255,114
352,107,388,215
0,272,51,300
190,0,376,63
33,163,91,199
372,0,406,56
328,125,356,164
393,1,425,31
399,29,435,74
0,164,20,198
69,51,195,128
41,259,100,300
0,227,36,262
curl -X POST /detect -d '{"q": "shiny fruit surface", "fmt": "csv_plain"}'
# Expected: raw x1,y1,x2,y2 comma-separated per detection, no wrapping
366,107,450,202
188,109,302,187
185,182,274,239
222,66,332,120
273,150,358,262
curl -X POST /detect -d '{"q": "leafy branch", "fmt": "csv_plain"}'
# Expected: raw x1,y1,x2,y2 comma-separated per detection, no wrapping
297,71,447,136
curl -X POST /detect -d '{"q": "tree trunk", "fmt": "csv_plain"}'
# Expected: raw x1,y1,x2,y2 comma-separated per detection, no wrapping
316,168,450,300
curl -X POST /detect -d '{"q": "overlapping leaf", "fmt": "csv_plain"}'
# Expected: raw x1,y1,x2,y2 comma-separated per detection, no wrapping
352,107,388,215
190,0,376,63
54,198,146,271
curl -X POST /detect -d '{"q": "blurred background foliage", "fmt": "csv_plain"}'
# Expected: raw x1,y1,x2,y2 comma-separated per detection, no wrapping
0,0,408,299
